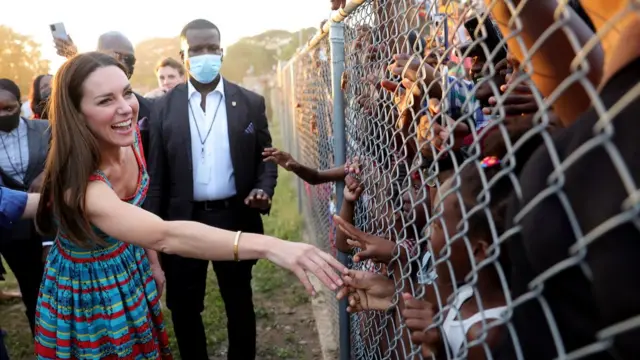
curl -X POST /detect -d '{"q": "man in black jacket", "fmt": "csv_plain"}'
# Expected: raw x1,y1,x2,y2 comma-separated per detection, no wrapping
144,19,278,360
0,79,49,334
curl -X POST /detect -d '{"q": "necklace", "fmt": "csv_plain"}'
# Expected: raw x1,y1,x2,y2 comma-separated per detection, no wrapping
188,95,223,159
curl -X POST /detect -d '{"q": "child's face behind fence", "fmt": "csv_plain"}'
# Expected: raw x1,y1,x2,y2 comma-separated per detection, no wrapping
80,66,139,148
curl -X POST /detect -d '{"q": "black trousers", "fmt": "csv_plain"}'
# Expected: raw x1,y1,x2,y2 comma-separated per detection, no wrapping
162,198,263,360
0,221,44,335
0,329,8,360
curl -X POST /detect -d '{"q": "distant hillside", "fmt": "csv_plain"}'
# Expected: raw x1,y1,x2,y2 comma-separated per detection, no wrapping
219,27,317,83
129,27,316,91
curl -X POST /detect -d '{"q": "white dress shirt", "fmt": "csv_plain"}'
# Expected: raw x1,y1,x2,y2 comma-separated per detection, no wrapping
0,119,29,185
188,79,236,201
20,102,33,120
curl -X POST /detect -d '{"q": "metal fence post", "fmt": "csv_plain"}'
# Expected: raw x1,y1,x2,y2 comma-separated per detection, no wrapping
277,62,287,150
288,63,303,213
329,20,350,360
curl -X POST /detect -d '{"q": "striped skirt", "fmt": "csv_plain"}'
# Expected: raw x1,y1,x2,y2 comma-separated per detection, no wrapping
34,239,172,359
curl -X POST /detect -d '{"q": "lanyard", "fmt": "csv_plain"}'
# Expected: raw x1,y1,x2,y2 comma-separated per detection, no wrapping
0,125,25,184
188,95,223,159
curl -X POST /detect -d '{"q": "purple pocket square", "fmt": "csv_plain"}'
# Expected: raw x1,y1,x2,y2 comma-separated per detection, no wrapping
244,122,254,134
138,117,149,130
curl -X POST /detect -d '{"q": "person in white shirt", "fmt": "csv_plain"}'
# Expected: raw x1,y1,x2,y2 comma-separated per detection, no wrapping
145,19,278,360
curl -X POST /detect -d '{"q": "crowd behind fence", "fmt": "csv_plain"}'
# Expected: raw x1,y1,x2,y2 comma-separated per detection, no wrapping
274,0,640,359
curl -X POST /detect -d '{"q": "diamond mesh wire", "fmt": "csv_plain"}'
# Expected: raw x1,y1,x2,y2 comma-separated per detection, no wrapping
275,0,640,359
278,36,343,347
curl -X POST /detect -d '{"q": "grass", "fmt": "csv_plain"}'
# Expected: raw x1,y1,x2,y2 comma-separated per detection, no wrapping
0,119,323,360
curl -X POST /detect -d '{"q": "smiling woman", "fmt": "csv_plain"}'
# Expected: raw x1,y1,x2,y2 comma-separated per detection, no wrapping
31,52,346,359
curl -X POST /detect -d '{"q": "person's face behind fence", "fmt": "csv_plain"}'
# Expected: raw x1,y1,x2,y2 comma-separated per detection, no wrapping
52,53,139,153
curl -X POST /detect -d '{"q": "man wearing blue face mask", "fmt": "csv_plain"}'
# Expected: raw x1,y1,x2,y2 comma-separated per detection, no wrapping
144,19,278,360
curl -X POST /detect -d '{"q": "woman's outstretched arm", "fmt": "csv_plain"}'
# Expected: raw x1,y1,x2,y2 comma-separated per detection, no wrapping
85,181,347,295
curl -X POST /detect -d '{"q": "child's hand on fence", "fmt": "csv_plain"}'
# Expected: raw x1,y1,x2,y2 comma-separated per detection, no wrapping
336,270,394,312
354,74,381,115
351,27,372,53
343,173,363,203
380,80,421,130
333,215,396,263
418,100,469,154
365,44,388,62
388,53,423,82
483,70,540,118
262,148,300,171
345,156,361,175
401,293,440,357
402,187,428,229
475,58,509,104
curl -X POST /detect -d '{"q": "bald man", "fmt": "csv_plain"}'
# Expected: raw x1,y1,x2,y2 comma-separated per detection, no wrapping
55,31,135,77
96,31,137,79
54,31,154,157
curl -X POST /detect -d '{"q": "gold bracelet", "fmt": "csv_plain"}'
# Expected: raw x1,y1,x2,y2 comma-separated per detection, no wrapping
234,231,242,262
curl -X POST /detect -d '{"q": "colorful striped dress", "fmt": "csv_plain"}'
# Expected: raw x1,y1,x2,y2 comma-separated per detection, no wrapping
34,129,172,359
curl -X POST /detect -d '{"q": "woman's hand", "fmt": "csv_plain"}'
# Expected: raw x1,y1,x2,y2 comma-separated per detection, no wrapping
401,293,440,357
150,263,166,298
265,239,348,296
333,215,396,263
336,270,395,312
262,147,301,171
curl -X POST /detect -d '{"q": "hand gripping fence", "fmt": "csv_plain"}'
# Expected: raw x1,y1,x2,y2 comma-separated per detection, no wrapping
273,0,640,359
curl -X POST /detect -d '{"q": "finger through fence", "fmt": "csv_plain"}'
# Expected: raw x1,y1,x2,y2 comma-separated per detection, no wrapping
274,0,640,359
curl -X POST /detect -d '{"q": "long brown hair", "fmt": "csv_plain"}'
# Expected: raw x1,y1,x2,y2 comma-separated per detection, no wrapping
36,52,128,247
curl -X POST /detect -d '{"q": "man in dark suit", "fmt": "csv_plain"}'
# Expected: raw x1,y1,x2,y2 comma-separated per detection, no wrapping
145,19,278,360
0,102,49,334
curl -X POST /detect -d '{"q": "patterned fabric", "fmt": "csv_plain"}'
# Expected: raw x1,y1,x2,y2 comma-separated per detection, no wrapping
34,128,172,360
442,73,490,131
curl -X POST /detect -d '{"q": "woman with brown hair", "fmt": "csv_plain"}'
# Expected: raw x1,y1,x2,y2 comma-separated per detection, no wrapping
28,74,53,120
33,52,346,359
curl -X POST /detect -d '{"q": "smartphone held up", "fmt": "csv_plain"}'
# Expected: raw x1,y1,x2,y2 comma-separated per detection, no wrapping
50,22,70,41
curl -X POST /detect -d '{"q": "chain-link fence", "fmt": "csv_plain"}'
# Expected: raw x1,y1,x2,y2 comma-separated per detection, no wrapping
275,0,640,359
278,35,344,355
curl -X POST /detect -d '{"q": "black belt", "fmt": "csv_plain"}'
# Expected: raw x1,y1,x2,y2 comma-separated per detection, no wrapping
193,196,238,211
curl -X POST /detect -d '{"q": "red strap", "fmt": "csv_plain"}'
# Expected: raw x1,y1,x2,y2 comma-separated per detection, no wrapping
89,173,106,182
